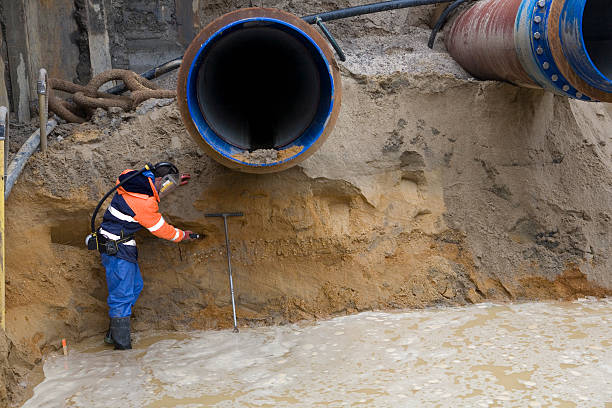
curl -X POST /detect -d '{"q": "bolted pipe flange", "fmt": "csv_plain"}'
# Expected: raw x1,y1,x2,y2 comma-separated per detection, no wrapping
547,0,612,102
446,0,612,102
515,0,591,101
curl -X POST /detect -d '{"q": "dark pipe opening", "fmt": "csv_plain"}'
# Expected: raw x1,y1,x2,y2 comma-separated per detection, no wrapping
196,21,328,151
582,0,612,80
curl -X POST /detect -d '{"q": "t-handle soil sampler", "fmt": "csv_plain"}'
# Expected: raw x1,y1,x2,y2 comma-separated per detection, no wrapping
206,212,244,333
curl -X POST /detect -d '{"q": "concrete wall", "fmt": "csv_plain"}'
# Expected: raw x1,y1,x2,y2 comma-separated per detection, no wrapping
106,0,197,73
0,0,203,122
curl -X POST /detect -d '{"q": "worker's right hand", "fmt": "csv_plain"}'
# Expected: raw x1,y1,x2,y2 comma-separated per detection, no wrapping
182,230,196,241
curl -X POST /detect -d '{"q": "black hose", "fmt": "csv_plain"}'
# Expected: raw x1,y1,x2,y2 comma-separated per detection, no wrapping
315,17,347,61
90,164,152,233
106,58,183,95
428,0,469,49
302,0,456,24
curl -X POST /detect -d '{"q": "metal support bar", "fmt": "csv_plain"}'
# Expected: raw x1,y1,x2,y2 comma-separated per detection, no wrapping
316,17,346,62
37,69,48,153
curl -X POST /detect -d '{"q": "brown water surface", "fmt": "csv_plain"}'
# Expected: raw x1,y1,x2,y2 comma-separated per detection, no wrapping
22,299,612,407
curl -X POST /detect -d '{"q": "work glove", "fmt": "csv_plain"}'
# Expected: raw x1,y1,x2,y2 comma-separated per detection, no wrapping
182,230,196,241
179,173,191,186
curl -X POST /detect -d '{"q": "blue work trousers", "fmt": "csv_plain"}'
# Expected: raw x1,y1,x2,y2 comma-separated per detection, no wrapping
102,254,144,318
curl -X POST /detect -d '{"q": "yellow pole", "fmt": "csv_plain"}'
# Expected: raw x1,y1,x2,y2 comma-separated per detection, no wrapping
0,106,6,331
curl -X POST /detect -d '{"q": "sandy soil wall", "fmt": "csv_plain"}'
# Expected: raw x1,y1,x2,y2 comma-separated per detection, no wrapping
6,72,611,360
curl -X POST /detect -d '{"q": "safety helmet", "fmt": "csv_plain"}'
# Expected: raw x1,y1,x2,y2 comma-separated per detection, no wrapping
152,162,180,198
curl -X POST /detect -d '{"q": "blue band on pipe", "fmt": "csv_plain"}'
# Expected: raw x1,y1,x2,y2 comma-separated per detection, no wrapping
515,0,590,100
186,18,335,167
559,0,612,93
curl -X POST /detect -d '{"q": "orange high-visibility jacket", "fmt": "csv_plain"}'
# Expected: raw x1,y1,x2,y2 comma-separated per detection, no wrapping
99,169,185,262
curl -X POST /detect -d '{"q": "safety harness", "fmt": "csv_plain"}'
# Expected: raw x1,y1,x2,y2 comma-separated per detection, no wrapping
94,232,136,255
86,164,153,254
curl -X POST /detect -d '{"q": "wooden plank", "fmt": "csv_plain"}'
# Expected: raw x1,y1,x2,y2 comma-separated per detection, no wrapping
86,0,113,81
0,29,10,109
176,0,200,47
2,0,31,121
31,0,82,82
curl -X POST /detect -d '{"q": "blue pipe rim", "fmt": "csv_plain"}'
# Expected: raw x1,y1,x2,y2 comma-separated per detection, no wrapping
560,0,612,93
515,0,590,100
186,17,335,167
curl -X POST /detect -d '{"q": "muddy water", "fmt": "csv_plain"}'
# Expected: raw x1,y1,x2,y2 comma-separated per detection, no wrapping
23,299,612,407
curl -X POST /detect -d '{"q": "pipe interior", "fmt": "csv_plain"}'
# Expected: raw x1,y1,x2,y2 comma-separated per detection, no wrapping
582,0,612,80
196,21,329,151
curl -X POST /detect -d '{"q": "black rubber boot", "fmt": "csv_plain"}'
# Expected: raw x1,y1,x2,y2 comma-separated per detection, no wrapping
110,317,132,350
103,327,114,345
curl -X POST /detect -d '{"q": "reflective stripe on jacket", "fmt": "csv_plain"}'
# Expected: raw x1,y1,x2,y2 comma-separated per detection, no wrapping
100,169,185,262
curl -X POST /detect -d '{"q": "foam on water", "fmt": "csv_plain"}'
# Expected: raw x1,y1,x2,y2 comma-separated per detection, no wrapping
23,299,612,407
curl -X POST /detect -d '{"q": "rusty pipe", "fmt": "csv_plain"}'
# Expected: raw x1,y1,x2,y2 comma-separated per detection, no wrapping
5,118,58,199
445,0,612,102
177,8,342,173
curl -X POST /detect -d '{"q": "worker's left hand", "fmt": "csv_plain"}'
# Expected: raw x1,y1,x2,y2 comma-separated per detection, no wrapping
179,173,191,186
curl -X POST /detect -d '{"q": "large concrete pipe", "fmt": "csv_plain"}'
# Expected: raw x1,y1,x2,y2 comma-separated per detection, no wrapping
177,8,342,173
445,0,612,102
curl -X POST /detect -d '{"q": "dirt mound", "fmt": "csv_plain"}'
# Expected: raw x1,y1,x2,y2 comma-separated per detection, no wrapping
0,329,37,407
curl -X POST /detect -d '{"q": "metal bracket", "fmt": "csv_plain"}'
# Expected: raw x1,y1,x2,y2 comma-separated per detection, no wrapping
36,80,46,95
315,17,346,62
0,107,6,141
37,69,48,95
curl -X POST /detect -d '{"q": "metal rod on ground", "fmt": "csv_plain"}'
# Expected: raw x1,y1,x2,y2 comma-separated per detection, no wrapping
0,106,7,330
37,69,48,153
206,212,244,333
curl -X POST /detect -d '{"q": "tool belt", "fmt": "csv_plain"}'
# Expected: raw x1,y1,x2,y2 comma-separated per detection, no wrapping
87,230,135,255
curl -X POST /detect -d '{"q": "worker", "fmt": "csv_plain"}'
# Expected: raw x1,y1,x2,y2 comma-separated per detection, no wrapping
97,162,195,350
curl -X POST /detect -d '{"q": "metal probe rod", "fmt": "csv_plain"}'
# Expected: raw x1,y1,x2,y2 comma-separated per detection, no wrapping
206,212,244,333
